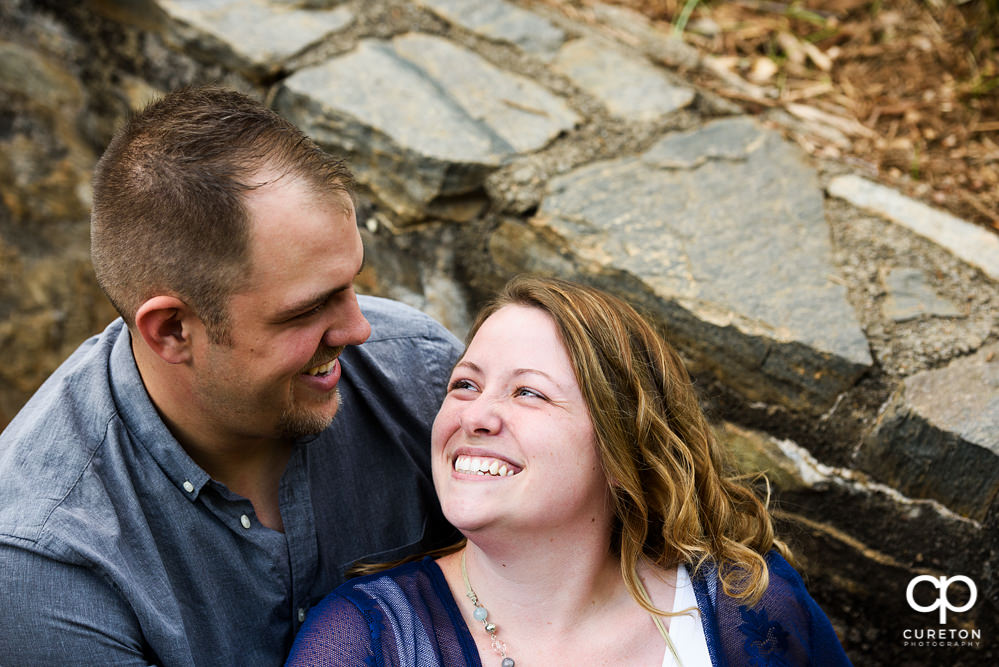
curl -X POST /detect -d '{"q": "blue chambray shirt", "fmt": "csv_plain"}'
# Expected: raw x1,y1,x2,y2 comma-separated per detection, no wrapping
0,295,462,666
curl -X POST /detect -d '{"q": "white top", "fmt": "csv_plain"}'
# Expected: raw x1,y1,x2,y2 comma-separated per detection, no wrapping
661,565,712,667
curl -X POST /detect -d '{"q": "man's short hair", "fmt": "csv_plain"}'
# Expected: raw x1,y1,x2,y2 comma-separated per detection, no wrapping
90,84,355,343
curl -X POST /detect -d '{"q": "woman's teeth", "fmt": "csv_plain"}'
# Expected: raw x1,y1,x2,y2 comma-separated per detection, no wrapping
306,359,337,376
454,454,517,477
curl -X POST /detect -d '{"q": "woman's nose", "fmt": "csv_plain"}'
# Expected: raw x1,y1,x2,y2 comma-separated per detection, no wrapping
459,396,502,436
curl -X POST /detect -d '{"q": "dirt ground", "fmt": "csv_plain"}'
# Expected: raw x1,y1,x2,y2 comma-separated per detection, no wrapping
548,0,999,234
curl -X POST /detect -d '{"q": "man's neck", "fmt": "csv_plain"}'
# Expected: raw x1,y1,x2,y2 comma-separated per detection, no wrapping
132,337,292,532
190,440,294,532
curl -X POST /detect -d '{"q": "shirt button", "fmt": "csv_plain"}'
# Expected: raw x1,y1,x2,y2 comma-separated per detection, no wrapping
298,607,306,623
182,481,195,493
240,514,251,529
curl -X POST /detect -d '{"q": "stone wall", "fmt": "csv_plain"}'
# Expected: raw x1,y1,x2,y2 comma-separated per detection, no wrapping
2,1,997,663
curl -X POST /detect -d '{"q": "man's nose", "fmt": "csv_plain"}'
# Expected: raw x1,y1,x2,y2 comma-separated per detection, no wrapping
323,295,371,348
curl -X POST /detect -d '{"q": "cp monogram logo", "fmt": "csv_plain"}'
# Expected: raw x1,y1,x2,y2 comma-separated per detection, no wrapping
906,575,978,624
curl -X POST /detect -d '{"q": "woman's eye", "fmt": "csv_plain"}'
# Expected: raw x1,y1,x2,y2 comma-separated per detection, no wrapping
449,379,477,392
515,387,544,399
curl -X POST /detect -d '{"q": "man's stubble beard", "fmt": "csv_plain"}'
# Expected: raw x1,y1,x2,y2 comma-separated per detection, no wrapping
276,388,341,440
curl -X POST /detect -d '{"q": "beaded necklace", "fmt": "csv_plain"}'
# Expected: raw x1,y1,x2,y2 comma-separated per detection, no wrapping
459,551,683,667
461,551,515,667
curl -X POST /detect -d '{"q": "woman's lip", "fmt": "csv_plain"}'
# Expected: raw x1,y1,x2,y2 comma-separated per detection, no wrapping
450,449,523,477
450,447,521,468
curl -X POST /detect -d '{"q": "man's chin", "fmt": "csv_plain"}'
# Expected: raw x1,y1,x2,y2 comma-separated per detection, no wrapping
277,390,340,439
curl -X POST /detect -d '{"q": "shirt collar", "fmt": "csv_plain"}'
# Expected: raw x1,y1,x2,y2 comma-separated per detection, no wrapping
107,322,211,500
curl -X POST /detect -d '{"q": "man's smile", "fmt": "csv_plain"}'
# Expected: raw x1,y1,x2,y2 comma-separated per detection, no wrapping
305,358,338,377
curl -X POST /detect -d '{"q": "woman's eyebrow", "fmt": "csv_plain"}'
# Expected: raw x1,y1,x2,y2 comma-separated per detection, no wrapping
456,361,558,384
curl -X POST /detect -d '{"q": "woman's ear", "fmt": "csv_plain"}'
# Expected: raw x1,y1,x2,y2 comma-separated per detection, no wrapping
134,296,197,364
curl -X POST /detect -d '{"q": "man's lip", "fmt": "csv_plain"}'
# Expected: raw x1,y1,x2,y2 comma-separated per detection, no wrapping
298,357,341,393
303,358,337,376
303,349,344,376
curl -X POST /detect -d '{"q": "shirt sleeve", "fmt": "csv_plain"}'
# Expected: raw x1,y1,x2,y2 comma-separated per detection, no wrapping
694,552,853,666
768,554,854,666
285,591,382,667
0,545,155,666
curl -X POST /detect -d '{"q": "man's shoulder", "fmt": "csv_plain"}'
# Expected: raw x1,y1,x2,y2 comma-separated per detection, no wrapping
0,321,125,548
357,295,460,345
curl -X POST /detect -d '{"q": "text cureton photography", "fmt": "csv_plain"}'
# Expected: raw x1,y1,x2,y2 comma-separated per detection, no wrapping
902,575,983,650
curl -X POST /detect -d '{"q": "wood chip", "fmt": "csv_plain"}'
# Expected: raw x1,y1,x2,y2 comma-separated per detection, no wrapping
800,40,833,71
786,102,876,139
776,32,806,65
748,56,779,83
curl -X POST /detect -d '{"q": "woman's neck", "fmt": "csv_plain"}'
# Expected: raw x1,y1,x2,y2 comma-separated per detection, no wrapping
460,542,619,624
437,528,680,666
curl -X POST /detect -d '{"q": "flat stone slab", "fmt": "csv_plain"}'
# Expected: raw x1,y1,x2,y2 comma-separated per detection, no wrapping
529,117,872,410
828,174,999,282
276,33,579,219
552,37,694,121
156,0,353,77
882,267,963,323
414,0,565,59
859,343,999,521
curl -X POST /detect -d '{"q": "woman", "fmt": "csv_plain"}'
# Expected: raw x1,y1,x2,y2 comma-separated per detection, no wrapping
286,275,852,666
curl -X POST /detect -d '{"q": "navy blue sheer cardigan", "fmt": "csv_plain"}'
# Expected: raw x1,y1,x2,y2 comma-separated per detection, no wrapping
286,552,852,666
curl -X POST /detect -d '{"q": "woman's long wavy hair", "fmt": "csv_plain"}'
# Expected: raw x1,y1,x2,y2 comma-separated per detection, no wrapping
468,275,790,609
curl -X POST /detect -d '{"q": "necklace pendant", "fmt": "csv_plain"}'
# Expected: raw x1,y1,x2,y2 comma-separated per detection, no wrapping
461,552,517,667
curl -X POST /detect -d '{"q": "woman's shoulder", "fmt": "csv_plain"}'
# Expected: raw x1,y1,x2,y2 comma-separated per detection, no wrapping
337,557,443,599
286,558,444,666
692,551,853,666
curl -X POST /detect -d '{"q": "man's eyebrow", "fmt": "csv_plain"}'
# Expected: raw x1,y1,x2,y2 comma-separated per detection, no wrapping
273,257,365,321
273,285,347,321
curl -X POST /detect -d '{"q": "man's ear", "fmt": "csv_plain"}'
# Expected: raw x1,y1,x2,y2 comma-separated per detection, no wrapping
134,296,198,364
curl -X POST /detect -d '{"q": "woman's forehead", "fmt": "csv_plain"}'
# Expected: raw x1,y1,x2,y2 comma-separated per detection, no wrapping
465,305,573,373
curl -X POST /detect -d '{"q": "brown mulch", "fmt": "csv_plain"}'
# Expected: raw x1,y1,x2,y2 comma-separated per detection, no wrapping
549,0,999,233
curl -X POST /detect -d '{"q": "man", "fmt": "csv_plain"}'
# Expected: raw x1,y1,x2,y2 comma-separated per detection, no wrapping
0,85,461,665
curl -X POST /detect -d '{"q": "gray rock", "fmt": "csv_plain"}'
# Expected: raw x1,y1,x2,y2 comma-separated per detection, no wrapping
156,0,353,78
0,40,119,427
552,37,694,121
828,174,999,282
528,117,872,410
276,33,579,220
859,343,999,521
643,114,764,167
414,0,565,59
882,266,963,323
586,3,700,71
356,218,472,338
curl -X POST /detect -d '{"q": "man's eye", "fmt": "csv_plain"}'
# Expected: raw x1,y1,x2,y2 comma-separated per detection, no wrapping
293,303,325,320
